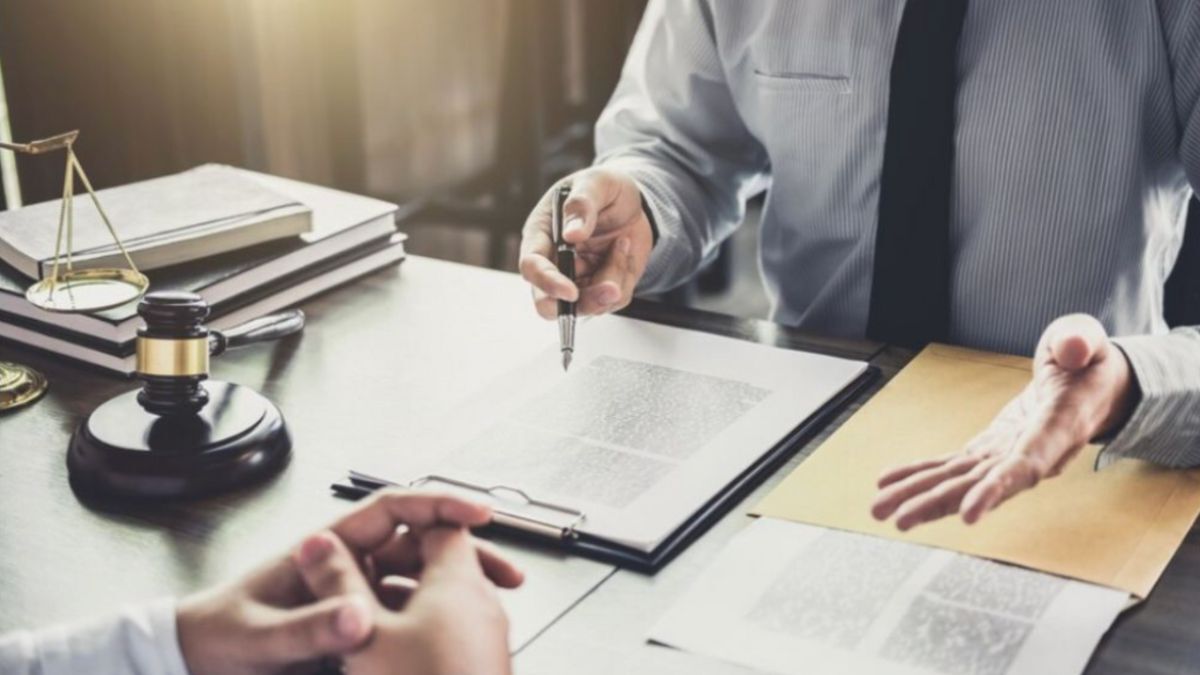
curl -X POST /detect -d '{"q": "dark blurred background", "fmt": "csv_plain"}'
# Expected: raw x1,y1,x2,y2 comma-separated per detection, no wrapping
0,0,769,317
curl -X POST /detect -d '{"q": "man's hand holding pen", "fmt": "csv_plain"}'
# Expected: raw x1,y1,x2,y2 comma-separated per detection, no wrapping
519,169,655,321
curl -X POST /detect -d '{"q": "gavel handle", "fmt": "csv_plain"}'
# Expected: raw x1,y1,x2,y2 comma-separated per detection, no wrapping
209,310,306,357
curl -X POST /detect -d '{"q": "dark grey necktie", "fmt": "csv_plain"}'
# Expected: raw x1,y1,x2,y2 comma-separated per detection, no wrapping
866,0,969,348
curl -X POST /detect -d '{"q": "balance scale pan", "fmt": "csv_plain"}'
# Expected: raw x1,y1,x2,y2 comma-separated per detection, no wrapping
25,268,149,313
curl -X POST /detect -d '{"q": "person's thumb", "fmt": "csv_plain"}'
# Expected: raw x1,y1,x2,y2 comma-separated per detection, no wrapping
1044,313,1108,371
293,530,375,600
253,595,374,664
561,170,620,244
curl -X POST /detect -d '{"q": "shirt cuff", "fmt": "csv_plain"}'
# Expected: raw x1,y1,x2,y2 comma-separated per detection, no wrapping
1100,333,1200,467
24,598,191,675
146,598,191,675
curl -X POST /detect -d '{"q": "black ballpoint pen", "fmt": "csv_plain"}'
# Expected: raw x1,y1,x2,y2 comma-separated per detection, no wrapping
330,482,374,500
551,185,576,371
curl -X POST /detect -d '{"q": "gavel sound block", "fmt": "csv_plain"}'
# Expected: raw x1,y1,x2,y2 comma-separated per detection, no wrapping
67,292,302,500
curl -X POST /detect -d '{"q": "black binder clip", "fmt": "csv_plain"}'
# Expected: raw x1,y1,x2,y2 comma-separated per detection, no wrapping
343,471,588,541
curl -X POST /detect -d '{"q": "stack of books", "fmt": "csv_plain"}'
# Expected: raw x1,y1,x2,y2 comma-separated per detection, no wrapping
0,165,408,375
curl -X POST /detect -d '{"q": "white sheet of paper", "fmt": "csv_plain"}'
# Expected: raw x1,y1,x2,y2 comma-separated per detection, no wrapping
650,518,1128,675
353,315,867,552
496,545,615,650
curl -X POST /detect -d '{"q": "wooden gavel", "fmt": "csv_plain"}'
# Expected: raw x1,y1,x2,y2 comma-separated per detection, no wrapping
134,291,305,416
67,291,301,500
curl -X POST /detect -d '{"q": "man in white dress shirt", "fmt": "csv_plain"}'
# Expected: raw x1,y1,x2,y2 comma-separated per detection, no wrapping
520,0,1200,528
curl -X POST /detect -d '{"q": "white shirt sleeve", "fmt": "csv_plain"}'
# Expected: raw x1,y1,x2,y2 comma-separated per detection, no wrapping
1099,5,1200,468
0,598,191,675
1102,332,1200,467
594,0,769,294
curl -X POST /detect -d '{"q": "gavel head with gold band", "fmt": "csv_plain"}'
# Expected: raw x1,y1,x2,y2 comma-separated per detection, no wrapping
135,291,213,416
132,291,306,416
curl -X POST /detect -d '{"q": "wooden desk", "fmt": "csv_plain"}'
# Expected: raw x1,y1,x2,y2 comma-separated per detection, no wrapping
1,256,1197,674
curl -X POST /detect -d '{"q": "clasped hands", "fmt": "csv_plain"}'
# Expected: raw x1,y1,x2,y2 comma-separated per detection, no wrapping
177,491,524,675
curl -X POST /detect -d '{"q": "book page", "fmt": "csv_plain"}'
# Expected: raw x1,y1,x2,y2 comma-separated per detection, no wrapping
651,518,1128,675
353,315,868,552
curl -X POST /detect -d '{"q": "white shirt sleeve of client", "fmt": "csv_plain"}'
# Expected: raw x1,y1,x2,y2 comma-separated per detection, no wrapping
0,598,190,675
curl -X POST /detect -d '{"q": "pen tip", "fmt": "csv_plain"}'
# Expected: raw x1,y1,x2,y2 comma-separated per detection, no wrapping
562,350,572,372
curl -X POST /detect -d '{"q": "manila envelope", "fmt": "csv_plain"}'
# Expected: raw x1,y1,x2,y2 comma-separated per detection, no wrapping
754,343,1200,599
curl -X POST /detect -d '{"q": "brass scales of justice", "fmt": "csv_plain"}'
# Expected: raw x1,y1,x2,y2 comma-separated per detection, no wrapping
0,130,150,411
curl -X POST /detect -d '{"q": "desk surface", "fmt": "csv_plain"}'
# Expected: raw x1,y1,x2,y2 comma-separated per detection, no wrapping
1,256,1198,674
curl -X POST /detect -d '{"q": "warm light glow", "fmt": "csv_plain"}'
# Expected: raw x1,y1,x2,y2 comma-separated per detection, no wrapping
0,53,20,208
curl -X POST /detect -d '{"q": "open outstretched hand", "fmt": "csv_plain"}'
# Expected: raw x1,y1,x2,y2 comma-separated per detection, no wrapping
871,314,1139,531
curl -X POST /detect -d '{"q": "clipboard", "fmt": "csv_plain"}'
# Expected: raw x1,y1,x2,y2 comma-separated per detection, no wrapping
333,365,878,573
